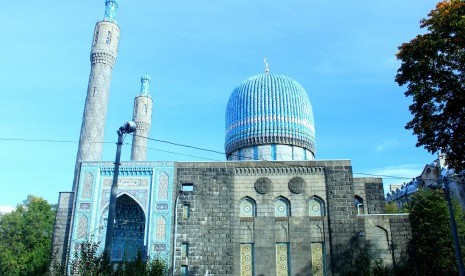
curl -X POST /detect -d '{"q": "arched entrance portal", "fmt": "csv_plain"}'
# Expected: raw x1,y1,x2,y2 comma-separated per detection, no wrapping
112,194,146,262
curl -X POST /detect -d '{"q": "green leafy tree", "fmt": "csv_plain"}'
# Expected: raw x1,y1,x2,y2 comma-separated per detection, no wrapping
0,195,56,276
408,189,465,275
385,202,399,214
395,0,465,171
70,241,167,276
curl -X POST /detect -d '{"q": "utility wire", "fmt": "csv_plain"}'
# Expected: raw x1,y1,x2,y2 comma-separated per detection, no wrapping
0,135,414,180
123,143,221,161
131,134,413,180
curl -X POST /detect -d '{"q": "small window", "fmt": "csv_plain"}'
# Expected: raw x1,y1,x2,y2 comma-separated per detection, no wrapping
181,243,189,258
182,204,190,219
355,196,364,215
105,31,112,44
181,183,194,192
93,30,99,46
181,265,188,276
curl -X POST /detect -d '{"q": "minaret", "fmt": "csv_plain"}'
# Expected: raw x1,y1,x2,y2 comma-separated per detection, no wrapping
73,0,121,190
131,75,153,161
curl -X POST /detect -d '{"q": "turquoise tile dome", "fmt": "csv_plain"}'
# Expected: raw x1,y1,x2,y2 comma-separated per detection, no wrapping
225,73,315,159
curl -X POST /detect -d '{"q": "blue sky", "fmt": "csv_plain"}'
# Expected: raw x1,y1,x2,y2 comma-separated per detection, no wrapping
0,0,438,210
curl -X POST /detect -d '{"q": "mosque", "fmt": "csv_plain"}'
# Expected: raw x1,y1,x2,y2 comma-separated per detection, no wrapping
51,1,412,275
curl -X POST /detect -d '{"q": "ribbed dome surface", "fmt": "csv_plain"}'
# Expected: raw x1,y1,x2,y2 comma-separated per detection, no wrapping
225,73,315,158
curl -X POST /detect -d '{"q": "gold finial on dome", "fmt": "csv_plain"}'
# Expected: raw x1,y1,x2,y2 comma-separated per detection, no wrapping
264,58,269,74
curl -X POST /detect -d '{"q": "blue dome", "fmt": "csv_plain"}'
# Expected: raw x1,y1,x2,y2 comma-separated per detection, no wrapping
225,73,315,158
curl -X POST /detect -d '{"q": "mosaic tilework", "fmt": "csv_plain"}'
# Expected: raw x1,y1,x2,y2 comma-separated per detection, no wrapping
240,198,255,217
104,0,118,23
225,73,316,158
241,244,253,276
69,162,155,269
275,198,290,217
155,216,166,240
309,197,324,216
77,215,88,239
148,163,174,264
276,243,289,276
158,172,168,199
311,243,325,276
82,173,93,199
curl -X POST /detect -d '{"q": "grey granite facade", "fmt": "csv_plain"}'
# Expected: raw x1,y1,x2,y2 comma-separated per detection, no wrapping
53,160,413,276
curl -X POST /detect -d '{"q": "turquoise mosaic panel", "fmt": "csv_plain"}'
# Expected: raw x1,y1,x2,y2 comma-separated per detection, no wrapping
68,162,155,270
309,197,324,216
240,198,255,217
275,198,290,217
68,165,99,270
148,162,174,264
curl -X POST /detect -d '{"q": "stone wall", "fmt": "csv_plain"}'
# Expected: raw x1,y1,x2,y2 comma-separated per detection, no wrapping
389,215,412,267
356,214,412,269
324,164,357,275
173,163,236,275
50,192,74,269
173,161,336,275
232,161,329,275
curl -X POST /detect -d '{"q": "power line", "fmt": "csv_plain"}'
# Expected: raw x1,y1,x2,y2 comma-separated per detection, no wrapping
123,143,221,161
353,172,411,180
131,134,414,180
0,137,114,144
0,135,415,180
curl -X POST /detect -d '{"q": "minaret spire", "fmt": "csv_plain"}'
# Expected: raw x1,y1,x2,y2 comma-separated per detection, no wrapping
140,74,150,96
72,0,121,191
131,75,153,161
104,0,119,23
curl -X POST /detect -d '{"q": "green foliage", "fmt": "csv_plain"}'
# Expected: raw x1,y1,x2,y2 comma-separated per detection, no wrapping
385,202,399,214
0,195,55,276
344,248,390,276
69,241,167,276
408,189,465,275
70,240,112,276
395,0,465,171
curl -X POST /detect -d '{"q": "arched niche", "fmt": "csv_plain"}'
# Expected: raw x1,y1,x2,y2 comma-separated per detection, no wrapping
308,196,325,217
274,196,291,217
101,194,146,262
240,197,256,218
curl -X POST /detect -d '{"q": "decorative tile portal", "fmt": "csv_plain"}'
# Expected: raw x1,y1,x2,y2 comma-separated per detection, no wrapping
241,244,253,276
311,242,325,276
276,243,289,276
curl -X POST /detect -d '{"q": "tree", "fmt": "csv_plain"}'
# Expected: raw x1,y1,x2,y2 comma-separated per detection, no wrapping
385,202,399,214
0,195,56,276
69,240,167,276
408,189,465,275
395,0,465,171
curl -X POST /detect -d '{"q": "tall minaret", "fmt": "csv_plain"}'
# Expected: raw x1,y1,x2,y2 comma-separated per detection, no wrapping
131,75,153,161
73,0,121,190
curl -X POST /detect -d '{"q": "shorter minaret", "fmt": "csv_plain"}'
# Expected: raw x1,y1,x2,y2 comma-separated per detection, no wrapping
130,75,153,161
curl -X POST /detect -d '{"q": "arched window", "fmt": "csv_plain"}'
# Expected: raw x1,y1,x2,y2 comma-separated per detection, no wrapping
308,196,325,216
274,197,290,217
355,195,364,214
240,197,256,217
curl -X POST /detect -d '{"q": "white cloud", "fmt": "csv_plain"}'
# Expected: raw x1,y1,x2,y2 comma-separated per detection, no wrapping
0,205,15,214
375,140,400,152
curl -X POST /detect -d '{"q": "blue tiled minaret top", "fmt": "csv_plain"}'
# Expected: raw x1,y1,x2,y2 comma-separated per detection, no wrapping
225,73,315,159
